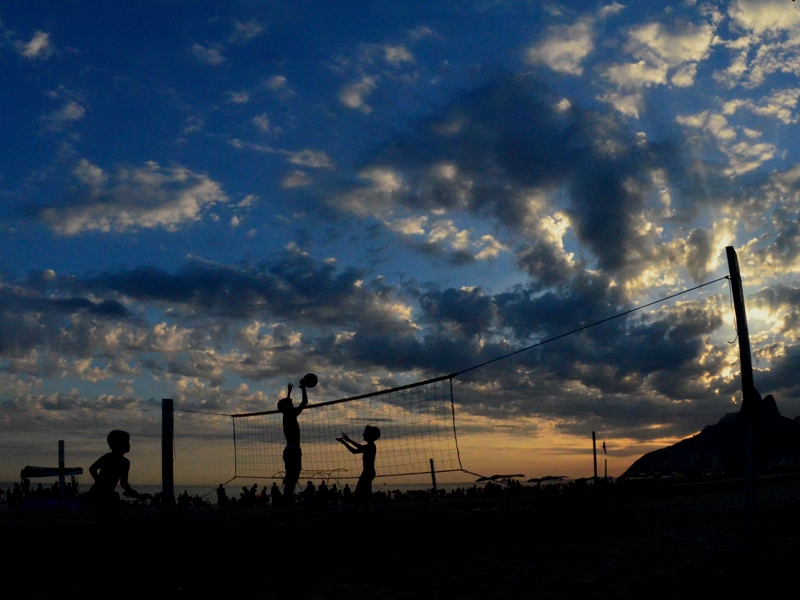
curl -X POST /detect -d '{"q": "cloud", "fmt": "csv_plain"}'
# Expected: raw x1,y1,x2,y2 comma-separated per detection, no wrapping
227,91,251,104
384,215,509,265
716,3,800,89
626,21,716,67
729,0,800,35
283,149,334,169
339,76,378,111
598,18,718,117
603,60,668,90
335,75,696,278
723,88,800,124
39,160,229,235
383,44,414,64
16,30,53,60
526,18,594,75
84,250,410,330
252,113,271,132
676,110,776,175
42,100,85,131
229,20,265,44
191,43,225,65
281,170,312,189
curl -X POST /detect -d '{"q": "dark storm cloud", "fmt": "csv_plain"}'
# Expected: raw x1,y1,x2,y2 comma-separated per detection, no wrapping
85,250,385,327
751,284,800,312
756,346,800,404
347,74,694,275
0,285,129,356
418,286,495,335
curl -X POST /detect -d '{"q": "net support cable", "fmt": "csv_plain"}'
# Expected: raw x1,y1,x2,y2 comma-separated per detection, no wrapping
175,276,729,484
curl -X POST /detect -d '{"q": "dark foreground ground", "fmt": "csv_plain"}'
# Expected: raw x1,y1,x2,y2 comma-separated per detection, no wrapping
4,477,800,599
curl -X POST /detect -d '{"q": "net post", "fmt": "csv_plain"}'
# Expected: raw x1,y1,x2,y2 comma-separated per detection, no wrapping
58,440,65,505
592,431,598,482
162,398,176,514
430,458,438,496
726,246,756,545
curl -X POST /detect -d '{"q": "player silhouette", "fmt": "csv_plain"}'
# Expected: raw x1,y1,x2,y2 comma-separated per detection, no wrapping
85,430,140,522
337,425,380,512
278,380,309,510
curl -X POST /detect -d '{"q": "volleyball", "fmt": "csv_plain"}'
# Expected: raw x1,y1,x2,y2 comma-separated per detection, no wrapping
300,373,318,388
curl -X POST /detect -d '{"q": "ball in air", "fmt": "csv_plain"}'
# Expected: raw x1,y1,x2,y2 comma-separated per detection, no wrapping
300,373,318,388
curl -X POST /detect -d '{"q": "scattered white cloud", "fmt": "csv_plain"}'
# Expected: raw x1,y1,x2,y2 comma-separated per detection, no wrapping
252,113,271,132
336,167,404,217
237,194,258,207
230,19,265,44
626,21,716,67
597,91,644,119
729,0,800,35
73,158,107,188
283,149,334,169
723,88,800,124
604,60,668,89
384,215,508,262
227,91,251,104
16,30,53,60
676,110,776,175
42,100,85,131
408,25,439,40
526,18,594,75
182,116,204,135
339,76,378,111
600,18,718,116
191,43,226,65
599,2,626,18
383,44,414,64
263,75,287,91
281,170,312,189
40,161,229,235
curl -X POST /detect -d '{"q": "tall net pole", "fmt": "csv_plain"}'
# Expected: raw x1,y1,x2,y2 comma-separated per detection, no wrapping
725,246,756,543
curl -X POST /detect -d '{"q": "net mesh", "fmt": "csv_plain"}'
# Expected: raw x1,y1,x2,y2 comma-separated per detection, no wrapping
232,375,462,482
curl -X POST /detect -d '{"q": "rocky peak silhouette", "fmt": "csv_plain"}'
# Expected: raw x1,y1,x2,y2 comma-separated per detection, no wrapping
623,393,800,478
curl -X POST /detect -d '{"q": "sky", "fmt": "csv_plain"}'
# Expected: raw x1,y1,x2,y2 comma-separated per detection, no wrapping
2,0,800,486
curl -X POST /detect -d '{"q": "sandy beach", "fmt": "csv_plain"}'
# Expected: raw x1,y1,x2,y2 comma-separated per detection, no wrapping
4,477,800,599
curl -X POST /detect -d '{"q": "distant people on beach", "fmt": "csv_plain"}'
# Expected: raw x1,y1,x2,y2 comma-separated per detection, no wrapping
337,425,380,512
216,484,228,507
270,482,282,506
278,379,309,509
84,430,140,521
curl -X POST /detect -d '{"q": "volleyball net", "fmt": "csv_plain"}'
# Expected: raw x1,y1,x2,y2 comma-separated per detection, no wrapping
172,275,731,487
231,374,462,481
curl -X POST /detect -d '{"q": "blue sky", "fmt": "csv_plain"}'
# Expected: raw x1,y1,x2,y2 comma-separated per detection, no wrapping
2,0,800,484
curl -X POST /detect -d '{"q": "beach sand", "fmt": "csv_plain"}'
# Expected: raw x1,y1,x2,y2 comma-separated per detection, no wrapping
3,477,800,599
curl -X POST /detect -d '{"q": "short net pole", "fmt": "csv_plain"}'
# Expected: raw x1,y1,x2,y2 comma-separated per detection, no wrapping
592,431,598,482
58,440,66,505
430,458,438,496
162,398,175,512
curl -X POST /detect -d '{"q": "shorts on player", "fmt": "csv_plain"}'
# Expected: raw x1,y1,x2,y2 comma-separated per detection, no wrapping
282,446,302,487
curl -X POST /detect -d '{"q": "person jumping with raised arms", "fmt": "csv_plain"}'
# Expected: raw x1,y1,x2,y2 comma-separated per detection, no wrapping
337,425,380,512
277,378,309,510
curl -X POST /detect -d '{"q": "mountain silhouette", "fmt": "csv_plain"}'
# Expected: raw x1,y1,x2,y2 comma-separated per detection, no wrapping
623,394,800,477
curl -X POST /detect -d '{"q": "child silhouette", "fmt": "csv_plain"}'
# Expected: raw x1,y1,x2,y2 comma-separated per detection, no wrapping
337,425,380,511
86,430,139,522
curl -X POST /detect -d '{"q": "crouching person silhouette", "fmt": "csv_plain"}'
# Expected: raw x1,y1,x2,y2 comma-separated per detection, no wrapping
337,425,380,512
85,430,139,523
278,380,308,512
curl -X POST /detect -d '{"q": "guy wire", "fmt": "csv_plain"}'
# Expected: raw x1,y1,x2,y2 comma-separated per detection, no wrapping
456,275,731,377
